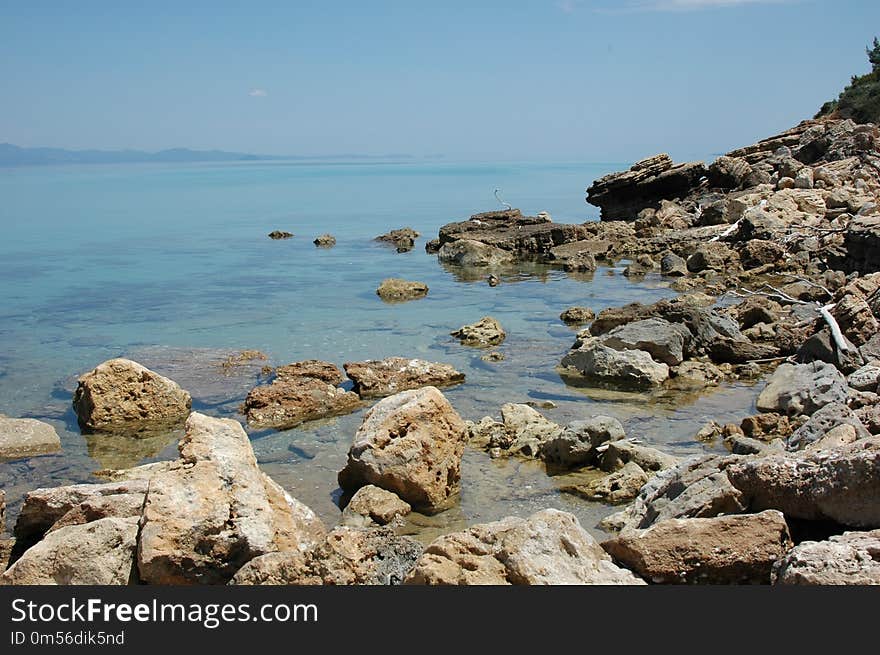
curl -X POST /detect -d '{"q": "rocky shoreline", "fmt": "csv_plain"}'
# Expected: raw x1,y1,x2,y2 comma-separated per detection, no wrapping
1,116,879,584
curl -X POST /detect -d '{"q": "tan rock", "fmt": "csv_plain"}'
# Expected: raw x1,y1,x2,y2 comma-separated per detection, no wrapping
343,357,464,398
376,278,428,302
602,510,792,584
0,517,138,585
450,316,506,346
341,485,411,526
405,509,645,585
561,462,649,504
274,360,345,384
137,412,325,584
338,387,467,511
241,375,362,430
773,529,880,585
0,418,61,459
72,358,191,431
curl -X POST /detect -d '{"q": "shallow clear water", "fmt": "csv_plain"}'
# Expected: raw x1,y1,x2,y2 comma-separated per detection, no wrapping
0,159,760,539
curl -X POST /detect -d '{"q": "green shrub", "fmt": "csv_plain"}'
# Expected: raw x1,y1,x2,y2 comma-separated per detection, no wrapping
816,37,880,123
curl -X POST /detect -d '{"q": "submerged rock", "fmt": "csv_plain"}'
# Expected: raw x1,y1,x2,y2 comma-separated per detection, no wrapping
450,316,506,346
0,418,61,459
72,358,192,432
602,510,792,584
343,357,464,398
561,461,649,504
313,234,336,247
404,509,645,585
337,387,467,512
268,230,293,240
376,278,429,302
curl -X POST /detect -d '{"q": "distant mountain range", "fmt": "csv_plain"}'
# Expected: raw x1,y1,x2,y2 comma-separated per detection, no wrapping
0,143,431,166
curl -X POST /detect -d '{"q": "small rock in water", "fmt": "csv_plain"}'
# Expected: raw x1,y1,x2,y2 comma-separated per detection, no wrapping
560,306,595,325
480,351,505,362
313,234,336,247
487,274,500,286
217,350,268,372
376,278,429,302
451,316,506,346
0,417,62,459
268,230,293,239
375,227,419,252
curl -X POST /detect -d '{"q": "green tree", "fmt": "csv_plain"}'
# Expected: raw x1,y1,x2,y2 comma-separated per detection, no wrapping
868,37,880,72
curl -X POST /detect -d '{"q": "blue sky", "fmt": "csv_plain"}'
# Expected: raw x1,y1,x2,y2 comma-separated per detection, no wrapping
1,0,878,161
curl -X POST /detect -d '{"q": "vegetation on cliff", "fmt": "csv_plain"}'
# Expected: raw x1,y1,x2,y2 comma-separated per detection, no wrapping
817,37,880,123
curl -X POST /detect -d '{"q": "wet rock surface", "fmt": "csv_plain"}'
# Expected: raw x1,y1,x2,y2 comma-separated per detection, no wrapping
0,418,61,460
343,357,465,398
450,316,506,346
376,278,429,302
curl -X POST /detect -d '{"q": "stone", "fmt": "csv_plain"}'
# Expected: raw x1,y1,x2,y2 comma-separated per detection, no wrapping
72,358,192,432
602,510,792,584
686,243,738,273
756,362,849,416
562,462,649,504
375,227,419,252
707,336,780,364
839,215,880,274
559,338,669,388
832,294,879,346
563,251,597,272
137,413,326,585
340,485,411,527
726,441,880,528
660,252,688,276
437,239,514,267
343,357,464,398
739,239,786,269
230,526,423,586
600,318,692,366
796,327,865,374
274,360,345,384
241,374,362,430
450,316,505,346
670,360,725,387
540,415,625,468
773,529,880,585
707,156,753,189
849,363,880,391
268,230,293,239
586,154,706,221
560,306,595,325
805,423,861,453
498,404,563,458
740,413,793,440
337,387,467,512
404,509,645,585
732,296,783,330
0,538,12,572
0,489,4,532
0,517,138,585
598,440,679,473
313,234,336,247
376,278,428,302
794,167,814,189
0,418,61,459
786,402,870,451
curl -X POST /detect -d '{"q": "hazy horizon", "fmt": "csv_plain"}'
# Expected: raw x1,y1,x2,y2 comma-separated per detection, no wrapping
2,0,878,162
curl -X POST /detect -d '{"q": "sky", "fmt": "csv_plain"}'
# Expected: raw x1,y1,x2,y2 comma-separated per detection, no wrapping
1,0,879,161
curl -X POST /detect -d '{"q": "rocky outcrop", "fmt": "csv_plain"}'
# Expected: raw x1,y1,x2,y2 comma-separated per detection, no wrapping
138,413,326,584
241,361,362,430
437,239,514,267
558,337,669,388
337,387,467,512
602,510,792,584
839,215,880,274
313,234,336,247
404,509,645,585
559,306,595,325
375,227,419,252
268,230,293,240
230,526,423,585
0,517,138,585
450,316,505,346
72,358,192,432
343,357,464,398
0,418,61,459
586,154,707,221
376,278,429,302
340,485,411,527
773,529,880,585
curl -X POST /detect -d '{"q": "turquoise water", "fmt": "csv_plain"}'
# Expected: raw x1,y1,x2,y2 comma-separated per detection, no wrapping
0,160,760,538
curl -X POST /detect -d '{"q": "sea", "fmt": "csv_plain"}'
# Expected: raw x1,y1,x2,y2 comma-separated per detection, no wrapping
0,159,761,539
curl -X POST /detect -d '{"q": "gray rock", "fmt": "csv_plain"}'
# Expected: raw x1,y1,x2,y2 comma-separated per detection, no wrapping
540,416,625,469
0,418,61,459
796,328,865,374
756,362,849,416
848,363,880,392
773,529,880,585
598,440,679,473
786,402,870,451
660,252,688,277
600,318,692,366
559,338,669,388
437,239,514,267
501,404,563,458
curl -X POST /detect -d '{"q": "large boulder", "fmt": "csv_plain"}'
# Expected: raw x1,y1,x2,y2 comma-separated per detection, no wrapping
773,529,880,585
241,362,362,430
337,387,467,512
72,358,192,432
559,338,669,388
230,527,423,586
0,418,61,459
404,509,645,585
726,440,880,528
437,239,514,267
600,318,692,366
376,278,429,302
586,154,706,221
343,357,464,398
450,316,506,346
138,413,326,584
755,361,848,416
602,510,792,584
0,517,138,585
